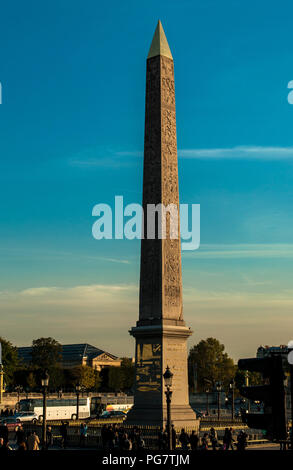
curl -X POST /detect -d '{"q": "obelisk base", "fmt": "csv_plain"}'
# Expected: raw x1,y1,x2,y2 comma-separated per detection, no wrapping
126,403,199,431
125,323,199,431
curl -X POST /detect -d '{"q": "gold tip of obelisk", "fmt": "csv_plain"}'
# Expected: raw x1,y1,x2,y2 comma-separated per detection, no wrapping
147,20,173,60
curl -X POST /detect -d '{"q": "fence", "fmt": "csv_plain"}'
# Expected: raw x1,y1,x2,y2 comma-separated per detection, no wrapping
22,420,264,450
23,422,161,449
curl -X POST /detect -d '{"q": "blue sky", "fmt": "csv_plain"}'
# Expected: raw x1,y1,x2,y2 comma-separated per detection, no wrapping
1,0,293,359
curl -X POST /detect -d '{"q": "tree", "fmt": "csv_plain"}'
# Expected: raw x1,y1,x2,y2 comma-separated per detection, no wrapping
108,367,124,391
66,366,101,390
31,337,62,372
0,337,19,387
188,337,235,392
99,360,135,392
13,367,37,390
120,358,135,391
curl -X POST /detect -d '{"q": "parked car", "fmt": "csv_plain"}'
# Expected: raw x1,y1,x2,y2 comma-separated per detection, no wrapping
0,417,21,431
99,410,127,420
14,411,38,423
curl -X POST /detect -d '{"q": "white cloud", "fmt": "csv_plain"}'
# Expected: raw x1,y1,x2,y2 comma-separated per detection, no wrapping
183,243,293,259
70,146,293,167
1,281,292,359
179,146,293,160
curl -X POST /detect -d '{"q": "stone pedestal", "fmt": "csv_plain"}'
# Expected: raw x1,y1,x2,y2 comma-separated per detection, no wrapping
126,322,198,430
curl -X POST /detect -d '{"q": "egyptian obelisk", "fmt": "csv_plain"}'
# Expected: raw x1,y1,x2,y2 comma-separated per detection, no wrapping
126,21,198,428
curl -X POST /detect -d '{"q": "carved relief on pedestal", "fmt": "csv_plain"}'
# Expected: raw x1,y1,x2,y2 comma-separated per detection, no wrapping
136,342,162,393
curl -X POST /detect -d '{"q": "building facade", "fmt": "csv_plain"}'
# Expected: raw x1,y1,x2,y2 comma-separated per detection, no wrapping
18,343,121,371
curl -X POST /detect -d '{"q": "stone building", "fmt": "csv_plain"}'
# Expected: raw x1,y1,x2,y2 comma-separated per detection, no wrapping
18,343,121,371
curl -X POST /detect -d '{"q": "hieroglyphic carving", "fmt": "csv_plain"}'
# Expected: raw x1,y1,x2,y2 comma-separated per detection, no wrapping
139,53,183,321
136,342,162,392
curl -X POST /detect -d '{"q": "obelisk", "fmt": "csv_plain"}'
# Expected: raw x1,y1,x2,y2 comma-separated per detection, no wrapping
126,21,198,429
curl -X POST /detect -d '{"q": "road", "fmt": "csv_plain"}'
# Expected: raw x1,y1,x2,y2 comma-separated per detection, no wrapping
248,443,280,450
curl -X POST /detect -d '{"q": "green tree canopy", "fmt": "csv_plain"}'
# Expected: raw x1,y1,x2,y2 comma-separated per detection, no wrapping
99,360,134,392
65,365,101,390
188,337,235,392
0,337,19,387
31,337,62,372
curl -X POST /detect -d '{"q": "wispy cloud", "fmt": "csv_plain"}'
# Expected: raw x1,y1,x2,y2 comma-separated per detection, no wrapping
1,282,292,359
70,146,293,167
179,146,293,160
183,243,293,259
17,283,137,299
69,149,142,168
0,247,131,265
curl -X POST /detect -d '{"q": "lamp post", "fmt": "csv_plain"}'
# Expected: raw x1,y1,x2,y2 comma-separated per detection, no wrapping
205,388,209,416
41,371,49,450
288,344,293,450
76,384,81,420
0,364,4,406
0,344,4,406
163,366,173,451
229,380,235,421
244,370,251,413
15,385,23,411
216,382,222,421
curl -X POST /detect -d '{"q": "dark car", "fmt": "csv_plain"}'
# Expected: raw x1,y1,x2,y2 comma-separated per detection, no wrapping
99,410,126,420
0,417,21,431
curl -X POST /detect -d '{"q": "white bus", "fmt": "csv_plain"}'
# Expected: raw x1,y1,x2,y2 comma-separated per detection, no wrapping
18,398,90,421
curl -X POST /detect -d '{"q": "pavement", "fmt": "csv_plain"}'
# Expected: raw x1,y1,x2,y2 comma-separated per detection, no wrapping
247,443,280,450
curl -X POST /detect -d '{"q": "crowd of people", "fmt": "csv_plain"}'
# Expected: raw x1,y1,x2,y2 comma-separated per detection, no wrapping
101,424,146,450
0,408,14,417
0,419,248,452
158,426,247,451
0,421,41,452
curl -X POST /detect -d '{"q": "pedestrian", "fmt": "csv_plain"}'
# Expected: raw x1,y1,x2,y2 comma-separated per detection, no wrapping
27,431,40,451
107,425,115,449
60,421,68,449
136,430,145,450
201,433,209,450
179,428,189,450
189,430,199,451
158,428,164,450
0,421,9,446
47,426,54,448
236,430,247,451
17,441,27,451
209,427,218,451
80,422,88,448
15,424,26,449
122,432,132,450
223,427,229,450
101,424,108,448
171,424,177,450
226,427,234,450
162,431,168,450
0,437,11,453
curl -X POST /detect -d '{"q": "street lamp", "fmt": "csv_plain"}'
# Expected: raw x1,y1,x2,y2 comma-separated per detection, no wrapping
75,384,81,420
216,382,222,421
0,364,3,406
41,371,49,450
205,388,209,415
229,380,235,421
163,366,173,450
15,385,23,411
